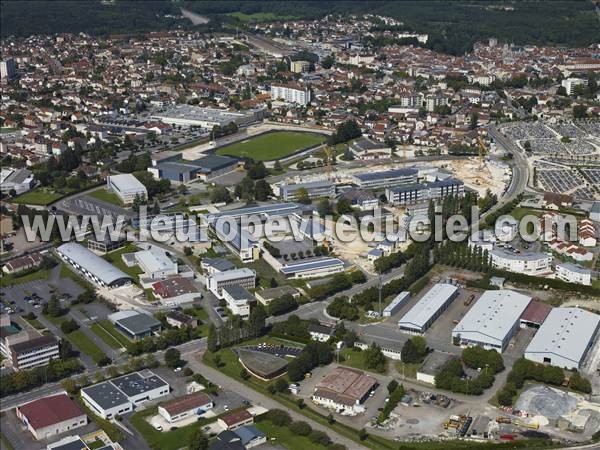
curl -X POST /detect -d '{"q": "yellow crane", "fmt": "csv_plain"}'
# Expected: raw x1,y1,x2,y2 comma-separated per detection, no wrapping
323,145,335,180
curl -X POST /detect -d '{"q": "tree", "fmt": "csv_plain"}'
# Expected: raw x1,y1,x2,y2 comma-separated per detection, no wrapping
364,344,386,373
568,372,592,394
273,160,282,171
240,368,250,380
46,296,63,317
61,378,77,394
469,112,479,130
336,197,353,215
183,246,193,256
207,324,219,352
188,428,209,450
210,186,231,204
358,428,368,441
268,294,298,316
266,409,291,427
573,104,587,119
254,179,272,201
59,339,74,360
387,379,399,395
401,336,428,364
290,421,311,436
164,348,181,368
295,187,311,204
274,377,289,393
60,319,79,334
317,198,333,216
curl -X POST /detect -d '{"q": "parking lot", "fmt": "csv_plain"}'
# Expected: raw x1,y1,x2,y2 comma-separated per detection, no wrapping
242,343,303,358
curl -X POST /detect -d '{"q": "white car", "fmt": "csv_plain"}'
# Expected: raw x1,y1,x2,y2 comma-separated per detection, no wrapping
174,367,182,372
155,425,163,431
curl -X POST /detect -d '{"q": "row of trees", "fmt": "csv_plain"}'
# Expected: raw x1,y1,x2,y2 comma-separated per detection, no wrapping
207,306,266,351
127,325,199,356
401,336,428,364
309,270,366,301
374,250,406,274
433,241,491,273
326,295,359,321
496,358,591,406
328,120,362,145
1,357,83,397
268,293,299,316
378,382,406,423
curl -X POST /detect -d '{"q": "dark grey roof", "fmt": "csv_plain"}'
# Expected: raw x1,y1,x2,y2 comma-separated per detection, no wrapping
82,381,129,410
194,154,238,171
116,314,161,336
47,438,87,450
352,137,388,151
222,284,254,301
202,257,235,272
419,351,455,376
354,168,418,182
110,372,168,397
280,257,344,275
10,335,58,354
308,323,334,335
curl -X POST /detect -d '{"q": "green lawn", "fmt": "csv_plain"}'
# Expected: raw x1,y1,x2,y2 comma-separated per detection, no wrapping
97,319,131,347
59,264,95,290
255,420,328,450
102,245,142,280
509,207,543,221
87,188,123,206
0,127,19,134
67,329,108,363
395,361,420,379
23,316,46,330
226,11,297,22
216,131,324,161
339,348,388,375
0,268,52,287
11,189,63,205
90,322,125,350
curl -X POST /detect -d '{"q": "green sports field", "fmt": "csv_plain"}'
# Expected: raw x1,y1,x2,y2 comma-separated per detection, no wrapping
215,131,325,161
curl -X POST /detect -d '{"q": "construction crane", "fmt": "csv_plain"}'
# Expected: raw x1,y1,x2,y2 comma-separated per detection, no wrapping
477,135,487,170
402,141,409,164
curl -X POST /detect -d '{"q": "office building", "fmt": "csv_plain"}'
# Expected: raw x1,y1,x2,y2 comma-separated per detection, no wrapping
311,367,377,414
352,168,418,189
0,58,16,80
222,285,254,319
207,268,256,299
8,335,59,370
452,290,532,352
525,307,600,370
274,180,335,201
349,138,393,160
290,60,310,73
106,174,147,204
398,283,459,334
87,235,126,254
386,178,464,205
81,371,170,419
255,286,300,306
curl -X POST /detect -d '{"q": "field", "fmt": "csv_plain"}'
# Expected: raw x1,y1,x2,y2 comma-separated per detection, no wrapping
339,348,388,375
90,322,125,349
215,131,324,161
87,188,123,206
67,328,108,363
0,268,52,288
255,420,328,450
96,319,131,347
11,189,62,205
226,11,297,22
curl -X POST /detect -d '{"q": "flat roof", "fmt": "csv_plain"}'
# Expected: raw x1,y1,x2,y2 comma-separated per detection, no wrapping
115,313,161,336
135,247,174,273
280,257,344,275
57,242,133,286
206,202,304,222
383,292,410,314
557,262,592,275
82,380,130,410
10,335,57,354
107,173,146,192
491,248,551,262
452,290,532,344
211,268,255,282
353,168,418,182
525,307,600,365
316,366,377,403
418,351,455,376
223,284,253,301
281,180,333,192
398,283,458,331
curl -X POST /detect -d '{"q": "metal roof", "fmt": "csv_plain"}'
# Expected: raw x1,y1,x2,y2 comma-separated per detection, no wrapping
57,242,132,286
452,290,532,345
107,173,146,192
491,248,551,262
280,257,344,275
206,202,304,222
398,283,458,331
353,168,418,182
210,268,255,282
525,307,600,366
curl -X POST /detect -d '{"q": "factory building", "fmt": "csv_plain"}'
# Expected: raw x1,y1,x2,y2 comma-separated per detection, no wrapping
106,173,147,204
452,290,532,352
524,307,600,370
398,283,459,334
56,243,133,288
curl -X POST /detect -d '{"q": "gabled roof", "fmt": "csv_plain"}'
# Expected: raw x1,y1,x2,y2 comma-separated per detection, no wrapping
17,394,84,430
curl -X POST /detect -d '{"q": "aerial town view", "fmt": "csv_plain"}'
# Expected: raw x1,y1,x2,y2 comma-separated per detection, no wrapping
1,1,600,450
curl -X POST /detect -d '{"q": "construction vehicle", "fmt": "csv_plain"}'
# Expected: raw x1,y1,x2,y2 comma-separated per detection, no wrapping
513,419,539,430
496,416,512,424
464,294,475,306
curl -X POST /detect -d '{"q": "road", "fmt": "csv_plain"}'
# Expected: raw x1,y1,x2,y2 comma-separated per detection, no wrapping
182,349,367,450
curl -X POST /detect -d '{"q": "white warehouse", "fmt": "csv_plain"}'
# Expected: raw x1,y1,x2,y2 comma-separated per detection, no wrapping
452,290,532,352
524,307,600,370
107,173,147,205
398,283,459,334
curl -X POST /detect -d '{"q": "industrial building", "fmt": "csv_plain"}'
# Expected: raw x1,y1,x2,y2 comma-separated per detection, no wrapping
57,242,133,288
16,394,87,440
520,301,552,328
106,173,147,204
148,153,238,182
386,178,464,205
349,137,393,160
153,104,262,128
311,367,378,415
255,286,300,306
524,307,600,370
158,392,213,424
452,290,532,352
382,292,411,317
134,246,178,280
352,168,418,189
207,268,256,299
398,283,459,334
273,180,336,201
151,276,201,306
0,168,34,195
108,310,162,341
279,257,345,279
490,249,553,276
81,371,169,419
416,351,455,385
